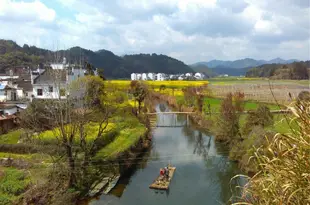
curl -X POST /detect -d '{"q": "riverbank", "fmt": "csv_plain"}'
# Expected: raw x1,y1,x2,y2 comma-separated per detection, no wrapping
151,90,292,175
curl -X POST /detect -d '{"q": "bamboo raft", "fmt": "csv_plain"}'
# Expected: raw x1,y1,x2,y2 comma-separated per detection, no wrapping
149,167,176,190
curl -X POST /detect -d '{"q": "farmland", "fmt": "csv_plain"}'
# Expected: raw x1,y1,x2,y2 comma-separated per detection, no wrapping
108,78,308,104
106,80,209,89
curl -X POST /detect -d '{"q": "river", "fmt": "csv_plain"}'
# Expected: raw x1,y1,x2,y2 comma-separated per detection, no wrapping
90,103,244,205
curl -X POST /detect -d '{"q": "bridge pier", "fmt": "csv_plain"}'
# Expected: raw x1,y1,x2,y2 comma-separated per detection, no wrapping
186,114,189,126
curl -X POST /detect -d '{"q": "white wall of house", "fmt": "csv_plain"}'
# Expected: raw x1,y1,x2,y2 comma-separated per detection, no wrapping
50,63,69,70
26,91,33,99
148,73,155,80
185,73,192,77
194,73,205,80
6,90,17,101
0,90,6,102
16,89,24,99
0,76,19,80
32,84,66,99
156,73,165,81
142,73,147,80
131,73,137,81
136,74,142,80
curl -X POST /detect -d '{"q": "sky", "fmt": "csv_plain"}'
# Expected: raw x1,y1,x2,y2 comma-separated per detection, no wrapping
0,0,309,64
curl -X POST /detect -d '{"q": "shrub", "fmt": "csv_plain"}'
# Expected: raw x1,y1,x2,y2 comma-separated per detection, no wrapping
235,100,310,204
242,104,273,136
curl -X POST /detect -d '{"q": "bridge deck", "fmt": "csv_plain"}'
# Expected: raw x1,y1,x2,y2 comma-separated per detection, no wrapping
146,112,194,115
146,110,289,115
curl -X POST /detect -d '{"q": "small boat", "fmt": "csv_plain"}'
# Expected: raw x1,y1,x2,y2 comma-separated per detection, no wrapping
149,166,176,190
103,175,120,194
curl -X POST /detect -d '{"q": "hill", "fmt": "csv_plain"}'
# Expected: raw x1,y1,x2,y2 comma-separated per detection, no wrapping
0,39,193,79
190,64,216,77
195,58,300,69
192,58,300,76
246,61,310,79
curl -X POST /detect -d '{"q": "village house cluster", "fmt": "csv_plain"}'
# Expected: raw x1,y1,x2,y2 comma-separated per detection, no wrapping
0,58,95,133
130,72,206,81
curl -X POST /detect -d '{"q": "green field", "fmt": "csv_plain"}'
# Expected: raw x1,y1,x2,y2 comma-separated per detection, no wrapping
208,77,309,86
238,113,295,134
95,115,147,159
0,167,31,205
0,129,23,144
203,97,281,112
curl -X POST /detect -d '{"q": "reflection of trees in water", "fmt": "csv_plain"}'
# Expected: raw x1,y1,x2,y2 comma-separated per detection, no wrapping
201,156,241,204
216,161,243,204
180,124,243,204
182,125,196,144
176,114,186,124
159,103,167,112
194,131,211,160
182,126,212,161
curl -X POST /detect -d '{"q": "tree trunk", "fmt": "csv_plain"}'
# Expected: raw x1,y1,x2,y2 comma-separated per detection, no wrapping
138,101,141,113
66,144,76,187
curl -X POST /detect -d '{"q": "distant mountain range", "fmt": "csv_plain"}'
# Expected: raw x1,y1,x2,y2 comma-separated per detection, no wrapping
0,39,305,78
193,58,299,69
0,39,193,79
191,58,300,76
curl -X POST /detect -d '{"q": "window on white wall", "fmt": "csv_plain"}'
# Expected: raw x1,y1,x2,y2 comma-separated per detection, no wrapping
37,89,43,96
49,86,53,92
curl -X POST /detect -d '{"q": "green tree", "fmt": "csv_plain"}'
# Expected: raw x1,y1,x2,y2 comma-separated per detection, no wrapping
84,61,95,75
215,92,244,143
130,81,148,114
242,104,274,135
97,68,106,80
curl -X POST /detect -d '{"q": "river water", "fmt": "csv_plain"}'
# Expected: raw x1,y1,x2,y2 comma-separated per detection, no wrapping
90,104,244,205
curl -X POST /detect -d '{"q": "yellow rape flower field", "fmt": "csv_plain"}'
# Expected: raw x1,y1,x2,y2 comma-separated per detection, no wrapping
106,80,209,89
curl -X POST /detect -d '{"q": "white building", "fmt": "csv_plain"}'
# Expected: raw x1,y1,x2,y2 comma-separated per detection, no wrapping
50,57,70,70
31,58,91,100
136,74,142,80
141,73,147,81
156,73,166,81
31,68,87,100
131,73,137,81
0,75,19,81
147,73,155,80
32,69,67,99
194,72,205,80
0,84,17,101
185,73,193,77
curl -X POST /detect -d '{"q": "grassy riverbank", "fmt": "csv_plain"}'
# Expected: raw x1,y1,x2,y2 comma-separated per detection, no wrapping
152,84,296,174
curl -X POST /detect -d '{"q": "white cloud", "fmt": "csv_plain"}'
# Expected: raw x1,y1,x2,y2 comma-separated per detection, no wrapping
0,0,309,63
254,20,282,34
0,0,56,22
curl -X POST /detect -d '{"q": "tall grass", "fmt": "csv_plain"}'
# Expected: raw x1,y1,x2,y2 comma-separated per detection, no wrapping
233,100,310,204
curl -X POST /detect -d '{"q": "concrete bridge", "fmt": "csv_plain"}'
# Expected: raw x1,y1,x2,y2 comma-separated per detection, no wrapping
147,110,290,128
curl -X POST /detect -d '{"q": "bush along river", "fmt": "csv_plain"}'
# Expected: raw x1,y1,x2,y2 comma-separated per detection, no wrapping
87,103,245,205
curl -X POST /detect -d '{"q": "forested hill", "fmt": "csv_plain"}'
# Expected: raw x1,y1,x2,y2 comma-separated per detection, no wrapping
246,61,310,79
0,39,193,79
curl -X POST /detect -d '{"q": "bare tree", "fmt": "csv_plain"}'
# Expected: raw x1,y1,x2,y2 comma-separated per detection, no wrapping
21,75,116,189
